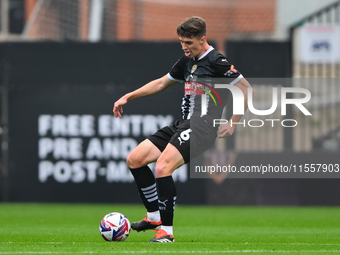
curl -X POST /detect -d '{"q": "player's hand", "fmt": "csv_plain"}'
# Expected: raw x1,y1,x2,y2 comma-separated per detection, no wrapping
113,97,127,118
218,122,235,138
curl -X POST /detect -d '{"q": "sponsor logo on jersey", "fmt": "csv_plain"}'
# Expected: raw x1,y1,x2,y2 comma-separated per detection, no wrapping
224,65,238,76
184,82,222,107
185,82,204,95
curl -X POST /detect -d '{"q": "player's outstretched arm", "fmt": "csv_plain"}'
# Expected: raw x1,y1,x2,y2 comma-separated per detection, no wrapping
218,77,254,138
113,75,176,118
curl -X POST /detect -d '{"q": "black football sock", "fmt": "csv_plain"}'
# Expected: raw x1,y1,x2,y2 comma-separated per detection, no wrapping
129,166,159,213
156,176,177,226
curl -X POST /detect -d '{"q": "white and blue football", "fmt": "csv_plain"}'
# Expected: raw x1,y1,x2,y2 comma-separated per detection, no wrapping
99,212,131,241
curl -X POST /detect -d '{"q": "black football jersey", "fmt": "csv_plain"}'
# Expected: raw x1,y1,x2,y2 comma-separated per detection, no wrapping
167,47,243,121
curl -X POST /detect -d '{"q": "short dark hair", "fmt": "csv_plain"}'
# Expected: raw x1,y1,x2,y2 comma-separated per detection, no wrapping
176,16,206,39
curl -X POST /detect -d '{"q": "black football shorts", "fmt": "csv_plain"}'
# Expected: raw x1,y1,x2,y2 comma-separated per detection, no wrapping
147,118,217,163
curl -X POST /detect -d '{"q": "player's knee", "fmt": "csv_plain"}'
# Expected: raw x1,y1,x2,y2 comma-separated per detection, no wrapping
126,153,141,169
154,164,164,178
155,163,171,178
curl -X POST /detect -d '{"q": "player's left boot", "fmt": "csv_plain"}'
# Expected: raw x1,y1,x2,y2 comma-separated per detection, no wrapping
148,229,175,243
131,215,161,232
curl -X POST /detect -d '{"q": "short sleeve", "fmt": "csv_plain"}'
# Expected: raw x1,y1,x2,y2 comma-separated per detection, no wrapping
214,57,242,78
168,56,188,82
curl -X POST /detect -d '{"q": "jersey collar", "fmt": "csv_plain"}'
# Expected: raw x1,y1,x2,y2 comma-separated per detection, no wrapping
196,46,214,61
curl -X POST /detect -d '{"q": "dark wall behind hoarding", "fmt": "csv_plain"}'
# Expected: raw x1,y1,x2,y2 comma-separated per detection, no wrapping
1,42,183,87
225,41,291,78
2,42,209,204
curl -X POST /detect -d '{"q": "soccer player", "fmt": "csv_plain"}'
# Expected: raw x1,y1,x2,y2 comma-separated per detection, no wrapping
113,16,253,243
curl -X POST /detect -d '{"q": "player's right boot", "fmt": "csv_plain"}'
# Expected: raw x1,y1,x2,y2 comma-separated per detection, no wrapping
148,229,175,243
131,215,162,232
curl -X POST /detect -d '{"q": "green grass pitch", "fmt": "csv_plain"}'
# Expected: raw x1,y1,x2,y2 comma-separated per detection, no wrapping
0,204,340,254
